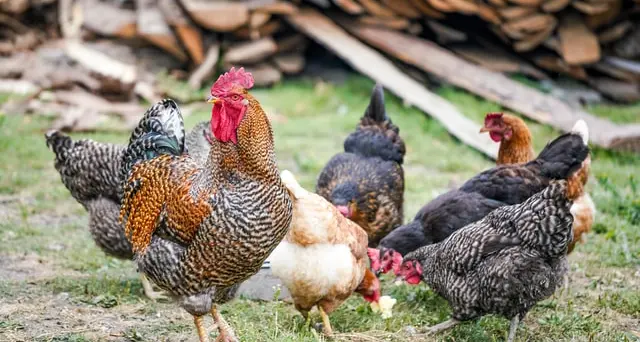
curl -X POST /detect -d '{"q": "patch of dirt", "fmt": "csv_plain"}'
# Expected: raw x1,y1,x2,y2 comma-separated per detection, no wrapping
0,253,76,282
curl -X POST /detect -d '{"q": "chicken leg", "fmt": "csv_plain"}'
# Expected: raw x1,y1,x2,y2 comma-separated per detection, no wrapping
422,318,460,335
194,315,208,342
507,315,520,342
211,305,238,342
140,274,168,301
318,306,333,336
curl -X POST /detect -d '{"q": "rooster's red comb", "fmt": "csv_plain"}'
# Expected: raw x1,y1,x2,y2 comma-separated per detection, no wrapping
484,112,504,126
211,67,255,95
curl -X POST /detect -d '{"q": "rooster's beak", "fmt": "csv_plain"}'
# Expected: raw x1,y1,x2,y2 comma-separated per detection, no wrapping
479,126,490,133
207,95,220,104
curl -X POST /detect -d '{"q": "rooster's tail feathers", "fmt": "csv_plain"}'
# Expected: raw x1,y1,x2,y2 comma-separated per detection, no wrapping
363,83,387,123
120,99,185,193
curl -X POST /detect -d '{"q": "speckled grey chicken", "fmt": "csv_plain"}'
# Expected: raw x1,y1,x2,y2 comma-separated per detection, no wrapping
397,120,591,342
369,121,591,275
316,84,405,246
45,120,213,300
119,68,292,342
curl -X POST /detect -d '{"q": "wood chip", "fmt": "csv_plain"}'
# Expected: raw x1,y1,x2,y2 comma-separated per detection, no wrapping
272,53,305,74
503,14,556,33
136,0,188,62
332,0,364,15
250,12,272,29
426,20,467,44
451,44,547,79
572,1,610,15
287,9,499,159
558,12,601,65
180,0,249,32
356,0,397,17
358,16,411,30
447,0,479,14
506,0,544,6
541,0,571,12
598,21,632,44
426,0,457,12
64,40,137,85
532,54,588,79
188,43,220,89
585,0,621,29
80,0,137,38
224,37,278,65
381,0,421,18
407,0,446,18
244,63,282,86
488,0,508,7
235,19,282,40
175,24,204,64
498,6,537,20
514,24,556,51
476,4,502,24
253,1,298,15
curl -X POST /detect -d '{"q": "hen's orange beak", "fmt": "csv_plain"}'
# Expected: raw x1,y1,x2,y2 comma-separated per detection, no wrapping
207,95,221,105
479,126,490,133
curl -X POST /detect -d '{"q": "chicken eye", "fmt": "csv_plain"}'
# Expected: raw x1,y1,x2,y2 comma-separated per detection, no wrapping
231,94,242,101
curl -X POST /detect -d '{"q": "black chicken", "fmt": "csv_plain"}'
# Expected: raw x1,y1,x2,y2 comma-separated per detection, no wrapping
316,84,405,246
370,120,591,275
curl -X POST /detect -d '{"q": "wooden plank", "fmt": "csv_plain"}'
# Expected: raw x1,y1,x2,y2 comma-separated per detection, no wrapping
356,0,397,17
451,43,547,79
558,12,601,65
223,37,278,64
358,16,411,30
180,0,249,32
136,0,188,62
332,0,365,14
381,0,421,18
340,21,640,153
285,9,499,159
541,0,571,12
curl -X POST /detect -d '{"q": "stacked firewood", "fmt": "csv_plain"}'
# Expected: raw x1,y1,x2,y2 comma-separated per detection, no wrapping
315,0,640,102
0,0,639,106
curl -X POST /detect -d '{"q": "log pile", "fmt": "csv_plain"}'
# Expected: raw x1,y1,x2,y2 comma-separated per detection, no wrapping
319,0,640,102
0,0,639,153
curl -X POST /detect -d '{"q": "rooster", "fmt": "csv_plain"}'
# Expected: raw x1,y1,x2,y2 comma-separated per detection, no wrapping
316,84,405,246
44,121,213,300
119,68,292,342
370,120,591,275
480,112,595,253
397,120,590,341
270,170,381,336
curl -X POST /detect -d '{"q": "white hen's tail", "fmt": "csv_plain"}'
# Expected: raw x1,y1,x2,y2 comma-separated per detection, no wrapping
280,170,306,199
571,119,589,146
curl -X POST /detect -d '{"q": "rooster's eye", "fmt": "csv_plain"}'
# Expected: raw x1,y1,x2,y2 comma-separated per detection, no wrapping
231,94,241,101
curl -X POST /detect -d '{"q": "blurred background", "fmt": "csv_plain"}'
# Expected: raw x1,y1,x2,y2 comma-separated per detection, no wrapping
0,0,639,341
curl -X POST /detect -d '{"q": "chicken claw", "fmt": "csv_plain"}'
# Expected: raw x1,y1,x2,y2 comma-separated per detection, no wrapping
194,315,208,342
211,305,238,342
422,318,459,335
507,315,520,342
140,274,168,301
318,306,333,336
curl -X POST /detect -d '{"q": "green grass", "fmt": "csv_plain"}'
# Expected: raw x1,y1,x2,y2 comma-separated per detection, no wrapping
0,76,639,341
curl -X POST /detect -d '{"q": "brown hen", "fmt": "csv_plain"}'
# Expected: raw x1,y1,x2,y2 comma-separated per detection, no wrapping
316,84,405,246
480,112,595,253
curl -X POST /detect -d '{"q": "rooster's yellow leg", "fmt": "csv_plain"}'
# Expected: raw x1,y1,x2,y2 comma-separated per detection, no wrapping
211,305,239,342
140,274,168,301
318,306,333,336
194,315,209,342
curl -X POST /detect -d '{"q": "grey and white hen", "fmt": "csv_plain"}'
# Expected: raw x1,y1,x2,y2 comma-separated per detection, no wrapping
45,118,213,299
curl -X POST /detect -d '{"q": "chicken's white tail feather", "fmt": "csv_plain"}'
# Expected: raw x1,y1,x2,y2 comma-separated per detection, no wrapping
571,119,589,145
280,170,305,199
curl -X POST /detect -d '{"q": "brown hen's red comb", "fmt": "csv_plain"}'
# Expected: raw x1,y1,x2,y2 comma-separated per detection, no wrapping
484,112,504,126
211,67,255,95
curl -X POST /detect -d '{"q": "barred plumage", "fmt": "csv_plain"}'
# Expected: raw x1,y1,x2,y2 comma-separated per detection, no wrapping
119,69,293,342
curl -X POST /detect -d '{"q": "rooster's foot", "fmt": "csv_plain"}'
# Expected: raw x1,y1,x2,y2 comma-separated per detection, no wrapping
211,305,238,342
140,274,168,301
193,315,209,342
422,318,459,335
507,315,520,342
